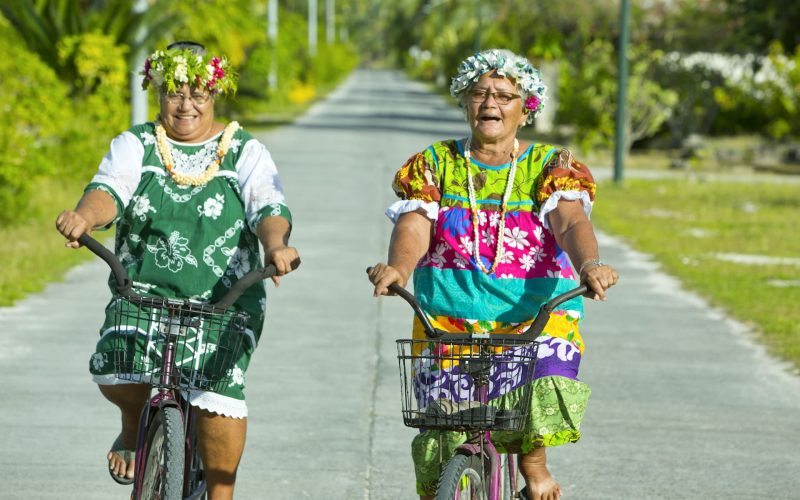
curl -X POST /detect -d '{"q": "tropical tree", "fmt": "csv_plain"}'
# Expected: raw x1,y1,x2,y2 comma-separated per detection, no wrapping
169,0,266,68
559,40,678,155
0,0,178,95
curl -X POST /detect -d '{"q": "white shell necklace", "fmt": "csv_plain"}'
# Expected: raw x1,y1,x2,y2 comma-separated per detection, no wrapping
155,121,239,186
464,136,519,274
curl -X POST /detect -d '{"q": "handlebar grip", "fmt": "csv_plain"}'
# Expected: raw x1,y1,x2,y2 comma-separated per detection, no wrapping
522,285,588,340
78,234,132,296
367,266,445,339
213,265,277,310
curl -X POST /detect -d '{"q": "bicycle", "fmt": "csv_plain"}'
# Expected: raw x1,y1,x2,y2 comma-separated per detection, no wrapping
80,234,276,500
369,268,586,500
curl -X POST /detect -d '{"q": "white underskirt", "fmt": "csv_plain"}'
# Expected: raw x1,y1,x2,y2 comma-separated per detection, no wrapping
93,374,248,419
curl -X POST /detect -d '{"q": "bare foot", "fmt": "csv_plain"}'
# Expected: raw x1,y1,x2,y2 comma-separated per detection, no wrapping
520,448,562,500
108,434,136,483
524,477,562,500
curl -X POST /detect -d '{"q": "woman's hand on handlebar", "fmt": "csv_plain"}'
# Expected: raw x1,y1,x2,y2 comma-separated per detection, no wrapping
265,245,300,287
368,263,408,297
580,262,619,301
55,210,92,249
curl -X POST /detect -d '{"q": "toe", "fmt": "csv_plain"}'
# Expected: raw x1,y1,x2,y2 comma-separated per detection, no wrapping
126,459,136,479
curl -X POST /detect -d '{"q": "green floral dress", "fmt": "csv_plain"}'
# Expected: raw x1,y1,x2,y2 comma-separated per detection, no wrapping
85,122,291,418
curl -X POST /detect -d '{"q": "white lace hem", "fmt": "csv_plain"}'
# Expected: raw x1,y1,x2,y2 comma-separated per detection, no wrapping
93,374,248,419
385,200,440,223
186,390,248,419
538,190,593,230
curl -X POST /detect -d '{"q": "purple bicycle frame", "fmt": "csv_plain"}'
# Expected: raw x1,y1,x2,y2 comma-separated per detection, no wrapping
451,377,519,498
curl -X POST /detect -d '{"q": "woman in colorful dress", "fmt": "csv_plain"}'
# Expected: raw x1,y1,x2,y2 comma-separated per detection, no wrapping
55,41,299,499
368,49,618,500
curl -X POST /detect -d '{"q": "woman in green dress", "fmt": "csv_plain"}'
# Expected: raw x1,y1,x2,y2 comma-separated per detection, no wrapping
55,41,299,499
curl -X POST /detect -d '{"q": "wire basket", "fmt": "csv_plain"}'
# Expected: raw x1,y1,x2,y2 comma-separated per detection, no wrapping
397,338,539,432
110,295,249,392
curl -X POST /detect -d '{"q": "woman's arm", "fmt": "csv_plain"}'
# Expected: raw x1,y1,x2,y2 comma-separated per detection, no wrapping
369,210,433,296
55,190,118,248
547,199,618,300
256,215,300,286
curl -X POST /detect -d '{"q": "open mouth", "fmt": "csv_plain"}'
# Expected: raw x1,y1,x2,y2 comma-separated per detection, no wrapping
479,116,501,122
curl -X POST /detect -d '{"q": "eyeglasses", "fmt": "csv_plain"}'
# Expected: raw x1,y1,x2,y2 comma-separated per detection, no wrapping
468,89,521,105
162,91,212,105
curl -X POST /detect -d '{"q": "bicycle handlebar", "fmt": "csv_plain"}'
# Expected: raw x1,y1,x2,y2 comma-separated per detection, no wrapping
367,266,588,342
213,265,277,310
79,234,132,296
78,233,276,310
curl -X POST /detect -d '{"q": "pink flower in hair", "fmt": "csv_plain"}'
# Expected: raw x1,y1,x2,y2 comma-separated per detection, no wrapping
525,96,540,112
210,57,225,77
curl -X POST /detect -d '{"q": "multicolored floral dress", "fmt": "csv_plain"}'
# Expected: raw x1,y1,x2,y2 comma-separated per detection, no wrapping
85,122,291,418
387,139,596,495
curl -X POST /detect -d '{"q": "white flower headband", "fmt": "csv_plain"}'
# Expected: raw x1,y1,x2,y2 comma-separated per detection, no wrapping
450,49,547,124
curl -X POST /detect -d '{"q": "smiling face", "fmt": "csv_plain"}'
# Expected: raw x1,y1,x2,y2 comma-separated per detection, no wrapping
466,71,528,145
159,84,215,142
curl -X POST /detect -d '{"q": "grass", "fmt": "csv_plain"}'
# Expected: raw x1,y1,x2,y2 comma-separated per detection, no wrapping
592,177,800,371
0,178,104,306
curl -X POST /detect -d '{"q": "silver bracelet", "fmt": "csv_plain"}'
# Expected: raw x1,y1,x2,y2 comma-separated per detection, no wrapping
578,258,605,275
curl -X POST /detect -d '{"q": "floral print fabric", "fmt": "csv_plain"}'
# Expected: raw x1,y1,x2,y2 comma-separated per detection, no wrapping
86,122,291,403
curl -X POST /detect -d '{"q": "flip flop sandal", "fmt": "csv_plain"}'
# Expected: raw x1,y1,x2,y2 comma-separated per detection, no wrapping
108,435,135,485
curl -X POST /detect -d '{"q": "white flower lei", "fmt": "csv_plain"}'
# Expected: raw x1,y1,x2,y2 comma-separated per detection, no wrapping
155,121,240,186
450,49,547,124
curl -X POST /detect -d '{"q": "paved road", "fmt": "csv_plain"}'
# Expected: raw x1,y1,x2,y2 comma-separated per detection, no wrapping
1,70,799,499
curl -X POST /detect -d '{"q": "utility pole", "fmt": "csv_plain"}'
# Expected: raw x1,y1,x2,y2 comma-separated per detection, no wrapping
308,0,318,57
326,0,335,44
130,0,149,125
267,0,278,90
613,0,631,184
474,0,483,51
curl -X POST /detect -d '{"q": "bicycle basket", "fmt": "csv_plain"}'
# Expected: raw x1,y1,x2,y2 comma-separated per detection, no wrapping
109,295,250,392
396,338,539,432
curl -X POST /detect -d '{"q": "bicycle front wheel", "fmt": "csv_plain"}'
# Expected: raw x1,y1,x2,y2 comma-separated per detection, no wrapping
436,454,487,500
139,406,185,500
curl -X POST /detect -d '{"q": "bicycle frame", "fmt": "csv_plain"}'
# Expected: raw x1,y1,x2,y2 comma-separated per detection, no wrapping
131,308,202,499
451,345,517,499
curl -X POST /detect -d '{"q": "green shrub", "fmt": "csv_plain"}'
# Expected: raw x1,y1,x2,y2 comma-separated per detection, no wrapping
57,31,130,179
310,43,359,87
235,8,358,116
715,43,800,139
559,40,677,155
0,25,72,222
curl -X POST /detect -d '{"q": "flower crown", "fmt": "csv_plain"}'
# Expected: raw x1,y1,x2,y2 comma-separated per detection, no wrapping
450,49,547,124
141,47,238,95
